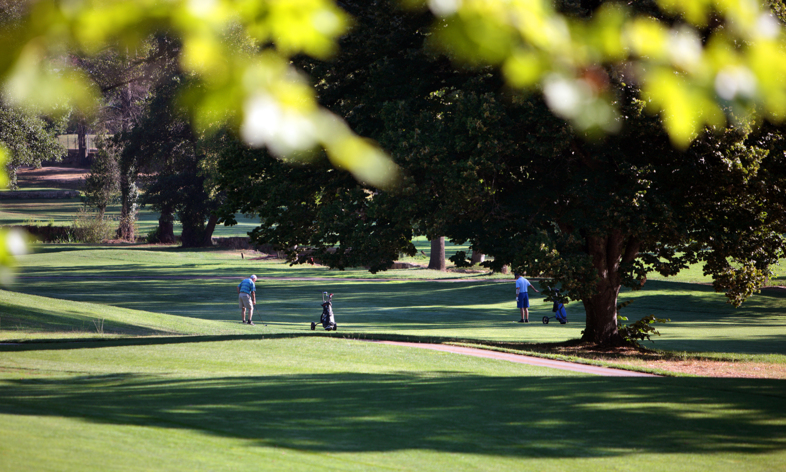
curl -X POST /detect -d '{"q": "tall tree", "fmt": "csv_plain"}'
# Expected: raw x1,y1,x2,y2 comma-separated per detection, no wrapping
82,135,120,218
81,45,164,241
122,39,223,247
218,0,786,347
217,0,442,270
0,99,66,189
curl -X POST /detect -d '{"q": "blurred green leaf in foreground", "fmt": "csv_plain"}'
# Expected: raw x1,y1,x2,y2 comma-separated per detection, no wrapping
0,0,398,188
412,0,786,148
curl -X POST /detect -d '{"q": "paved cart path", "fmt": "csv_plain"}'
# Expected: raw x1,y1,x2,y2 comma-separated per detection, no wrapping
369,341,657,377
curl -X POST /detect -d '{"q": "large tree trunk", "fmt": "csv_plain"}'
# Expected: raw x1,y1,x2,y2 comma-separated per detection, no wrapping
157,206,176,244
428,237,446,271
116,162,137,242
582,278,623,345
180,214,218,248
117,191,135,241
470,249,485,265
580,231,640,345
201,213,218,247
7,165,18,190
77,120,88,164
180,225,201,248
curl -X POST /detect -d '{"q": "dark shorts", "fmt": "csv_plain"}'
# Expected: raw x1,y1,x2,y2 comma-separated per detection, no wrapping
517,293,530,309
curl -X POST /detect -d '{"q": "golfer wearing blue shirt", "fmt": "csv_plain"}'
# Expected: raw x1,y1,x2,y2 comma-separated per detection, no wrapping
238,275,257,325
515,272,539,323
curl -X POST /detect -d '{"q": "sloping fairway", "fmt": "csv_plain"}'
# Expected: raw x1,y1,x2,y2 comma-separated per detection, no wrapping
1,338,785,472
0,290,251,339
8,245,786,354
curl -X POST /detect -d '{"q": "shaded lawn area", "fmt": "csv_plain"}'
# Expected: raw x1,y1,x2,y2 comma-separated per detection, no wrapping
15,245,489,280
615,281,786,355
0,198,85,227
4,278,554,343
0,338,784,472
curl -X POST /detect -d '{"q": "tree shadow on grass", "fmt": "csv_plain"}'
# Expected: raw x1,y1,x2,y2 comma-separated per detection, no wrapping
27,245,232,256
0,302,169,336
0,333,297,351
620,280,786,319
0,372,784,458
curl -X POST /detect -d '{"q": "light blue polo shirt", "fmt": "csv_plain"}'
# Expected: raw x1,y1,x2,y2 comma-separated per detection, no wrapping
238,278,256,294
515,276,531,294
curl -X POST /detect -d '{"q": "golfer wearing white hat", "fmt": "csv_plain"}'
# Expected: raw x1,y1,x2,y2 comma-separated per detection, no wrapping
238,274,258,325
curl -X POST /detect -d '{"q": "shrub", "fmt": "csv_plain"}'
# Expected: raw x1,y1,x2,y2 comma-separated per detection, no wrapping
70,209,114,243
618,314,670,343
448,250,472,268
16,224,71,242
145,226,162,244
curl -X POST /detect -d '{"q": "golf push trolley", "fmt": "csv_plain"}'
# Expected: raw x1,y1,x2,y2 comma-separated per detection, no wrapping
311,292,337,331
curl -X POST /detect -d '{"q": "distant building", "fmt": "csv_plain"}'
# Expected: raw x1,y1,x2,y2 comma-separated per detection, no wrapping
50,134,98,167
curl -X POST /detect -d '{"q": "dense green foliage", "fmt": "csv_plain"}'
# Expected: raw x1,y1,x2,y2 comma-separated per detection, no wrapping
217,0,786,346
3,0,786,279
0,99,65,189
82,135,120,218
126,80,219,247
115,37,223,247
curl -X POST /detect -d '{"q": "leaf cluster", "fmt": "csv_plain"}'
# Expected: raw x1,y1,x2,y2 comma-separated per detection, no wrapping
0,98,66,189
618,314,671,344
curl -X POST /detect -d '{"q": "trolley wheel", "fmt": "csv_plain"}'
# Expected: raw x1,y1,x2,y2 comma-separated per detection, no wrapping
311,322,316,330
542,316,549,324
334,325,337,331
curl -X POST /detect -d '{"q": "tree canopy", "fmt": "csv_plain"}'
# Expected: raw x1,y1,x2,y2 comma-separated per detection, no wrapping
217,0,786,346
414,0,786,147
3,0,786,179
125,67,223,247
0,99,66,189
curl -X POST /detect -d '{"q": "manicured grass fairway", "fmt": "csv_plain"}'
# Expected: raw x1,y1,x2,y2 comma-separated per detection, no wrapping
9,245,786,354
1,338,785,472
2,244,786,471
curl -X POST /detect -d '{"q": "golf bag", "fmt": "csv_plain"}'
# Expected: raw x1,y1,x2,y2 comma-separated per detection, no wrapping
552,300,567,324
311,292,337,331
542,287,568,325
